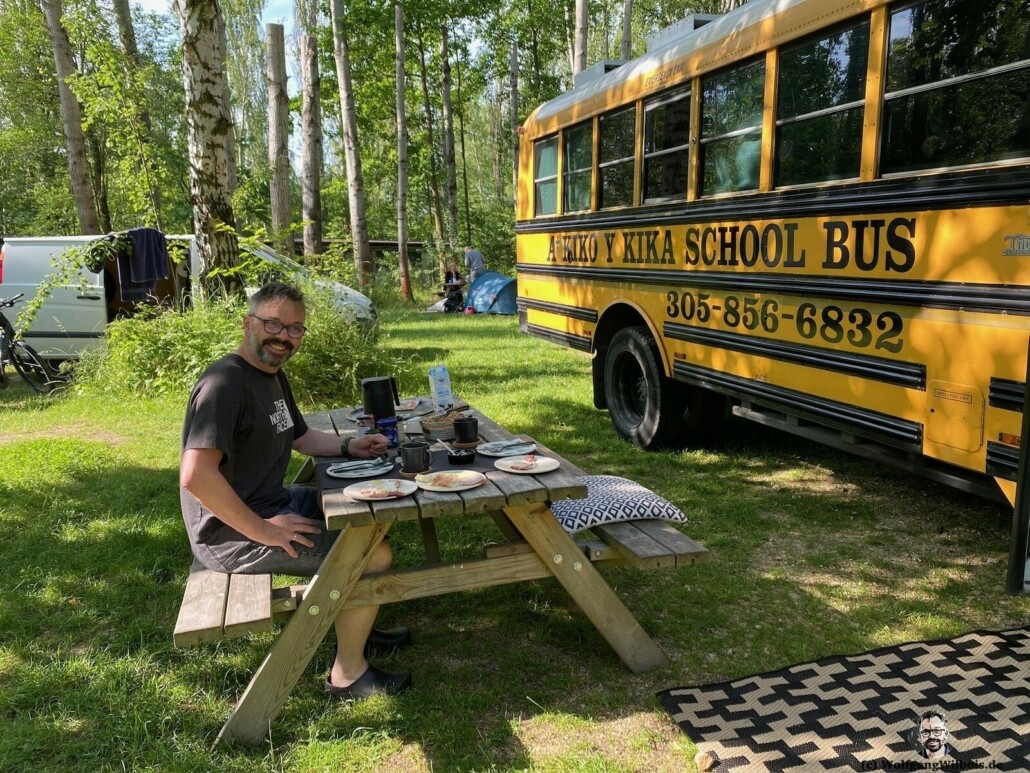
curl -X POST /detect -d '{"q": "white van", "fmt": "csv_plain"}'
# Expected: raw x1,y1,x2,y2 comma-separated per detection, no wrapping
0,233,377,361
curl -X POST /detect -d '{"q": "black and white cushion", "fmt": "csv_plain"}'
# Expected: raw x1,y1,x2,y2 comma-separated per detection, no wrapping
550,475,688,533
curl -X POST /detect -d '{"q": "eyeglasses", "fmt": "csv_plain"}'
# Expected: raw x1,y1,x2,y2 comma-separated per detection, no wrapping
248,315,308,339
919,728,946,739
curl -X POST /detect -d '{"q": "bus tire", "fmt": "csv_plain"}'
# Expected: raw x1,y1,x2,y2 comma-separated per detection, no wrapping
603,326,686,449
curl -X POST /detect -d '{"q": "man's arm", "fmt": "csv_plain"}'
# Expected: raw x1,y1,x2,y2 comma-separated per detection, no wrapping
292,428,388,459
180,448,320,557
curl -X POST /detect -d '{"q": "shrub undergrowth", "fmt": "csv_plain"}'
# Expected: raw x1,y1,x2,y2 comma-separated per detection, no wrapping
73,284,417,406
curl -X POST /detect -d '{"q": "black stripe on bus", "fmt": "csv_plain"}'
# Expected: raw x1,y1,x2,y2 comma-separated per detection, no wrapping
989,378,1025,413
986,441,1019,481
663,322,926,390
518,298,598,323
516,263,1030,316
525,323,592,352
672,361,923,451
514,166,1030,235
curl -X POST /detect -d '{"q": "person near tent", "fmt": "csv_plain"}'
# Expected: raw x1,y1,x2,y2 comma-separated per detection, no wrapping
464,246,485,283
442,261,465,313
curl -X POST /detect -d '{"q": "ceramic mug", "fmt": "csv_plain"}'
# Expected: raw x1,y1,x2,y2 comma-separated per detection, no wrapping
453,417,478,444
399,441,432,473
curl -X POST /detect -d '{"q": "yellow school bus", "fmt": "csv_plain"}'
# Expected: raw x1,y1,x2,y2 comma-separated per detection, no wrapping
515,0,1030,513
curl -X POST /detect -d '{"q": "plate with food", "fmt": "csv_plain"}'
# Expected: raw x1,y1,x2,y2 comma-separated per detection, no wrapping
343,479,417,501
326,458,396,479
414,470,487,492
478,440,537,457
493,455,560,474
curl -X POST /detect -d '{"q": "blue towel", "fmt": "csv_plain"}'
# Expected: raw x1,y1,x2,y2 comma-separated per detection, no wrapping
116,228,169,302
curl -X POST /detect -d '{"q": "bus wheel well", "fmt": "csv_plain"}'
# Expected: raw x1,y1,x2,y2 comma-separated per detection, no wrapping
592,305,649,410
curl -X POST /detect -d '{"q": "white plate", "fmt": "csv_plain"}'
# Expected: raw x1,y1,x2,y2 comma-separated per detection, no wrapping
326,459,396,479
343,479,417,501
478,441,537,457
414,470,487,492
493,456,560,474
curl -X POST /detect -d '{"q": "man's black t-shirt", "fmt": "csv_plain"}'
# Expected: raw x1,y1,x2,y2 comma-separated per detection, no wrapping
179,353,309,569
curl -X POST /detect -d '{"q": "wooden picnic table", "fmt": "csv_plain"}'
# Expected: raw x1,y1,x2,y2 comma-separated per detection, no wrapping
216,400,669,745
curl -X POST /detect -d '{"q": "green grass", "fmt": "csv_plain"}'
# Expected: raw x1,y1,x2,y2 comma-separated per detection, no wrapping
1,309,1027,771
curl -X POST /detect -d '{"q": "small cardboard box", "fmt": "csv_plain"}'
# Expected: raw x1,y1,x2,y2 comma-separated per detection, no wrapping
429,364,455,412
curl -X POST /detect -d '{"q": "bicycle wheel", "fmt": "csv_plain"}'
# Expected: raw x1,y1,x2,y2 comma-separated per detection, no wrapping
10,341,63,394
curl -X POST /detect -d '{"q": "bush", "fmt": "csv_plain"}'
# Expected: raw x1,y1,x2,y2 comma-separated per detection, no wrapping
74,284,417,406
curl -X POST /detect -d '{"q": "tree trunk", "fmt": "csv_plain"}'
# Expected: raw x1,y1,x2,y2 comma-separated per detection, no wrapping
574,0,587,74
175,0,241,296
217,3,237,194
439,24,458,249
86,131,112,233
113,0,162,226
509,39,518,196
266,23,293,257
415,26,445,251
492,76,504,199
330,0,372,287
300,32,323,257
395,2,411,301
456,56,471,247
39,0,101,234
621,0,633,60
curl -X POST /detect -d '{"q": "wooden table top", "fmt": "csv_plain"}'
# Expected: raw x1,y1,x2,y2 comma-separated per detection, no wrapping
314,403,587,530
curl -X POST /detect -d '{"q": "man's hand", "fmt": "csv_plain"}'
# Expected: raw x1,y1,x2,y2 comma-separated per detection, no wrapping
349,433,389,458
264,514,322,558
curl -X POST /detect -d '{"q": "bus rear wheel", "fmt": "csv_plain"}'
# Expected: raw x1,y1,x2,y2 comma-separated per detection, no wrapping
604,327,687,449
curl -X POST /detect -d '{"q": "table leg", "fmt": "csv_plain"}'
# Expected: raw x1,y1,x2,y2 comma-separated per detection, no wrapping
418,516,442,564
216,521,391,746
503,502,669,673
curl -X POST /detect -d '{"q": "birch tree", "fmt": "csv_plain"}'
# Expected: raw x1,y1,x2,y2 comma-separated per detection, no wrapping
266,22,292,256
330,0,372,287
39,0,100,234
300,31,323,256
574,0,587,74
440,23,458,248
395,1,412,300
620,0,633,60
175,0,241,295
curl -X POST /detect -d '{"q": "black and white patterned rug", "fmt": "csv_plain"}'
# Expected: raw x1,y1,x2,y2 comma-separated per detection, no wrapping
659,628,1029,771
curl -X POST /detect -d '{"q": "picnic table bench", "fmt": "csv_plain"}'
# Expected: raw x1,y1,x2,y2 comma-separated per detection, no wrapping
173,400,707,744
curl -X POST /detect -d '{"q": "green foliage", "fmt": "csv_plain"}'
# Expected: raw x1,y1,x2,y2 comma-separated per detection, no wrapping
71,283,416,406
73,297,242,396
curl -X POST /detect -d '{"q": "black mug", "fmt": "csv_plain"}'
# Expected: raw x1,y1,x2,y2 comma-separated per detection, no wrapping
453,417,478,444
399,441,432,473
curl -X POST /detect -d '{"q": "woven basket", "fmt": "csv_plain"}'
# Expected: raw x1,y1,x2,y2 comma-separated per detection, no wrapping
421,413,456,441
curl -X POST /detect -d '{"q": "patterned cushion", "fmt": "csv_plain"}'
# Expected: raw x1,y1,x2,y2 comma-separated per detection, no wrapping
550,475,688,533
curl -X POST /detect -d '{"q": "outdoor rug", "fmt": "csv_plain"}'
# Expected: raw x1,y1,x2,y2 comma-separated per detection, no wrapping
659,628,1029,771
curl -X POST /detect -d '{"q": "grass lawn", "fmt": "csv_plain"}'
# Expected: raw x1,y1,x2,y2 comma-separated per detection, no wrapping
1,307,1027,772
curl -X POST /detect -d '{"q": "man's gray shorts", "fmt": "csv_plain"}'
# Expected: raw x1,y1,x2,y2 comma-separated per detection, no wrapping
208,486,339,576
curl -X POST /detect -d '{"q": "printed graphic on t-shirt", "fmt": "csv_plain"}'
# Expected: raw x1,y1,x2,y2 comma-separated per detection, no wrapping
269,398,295,434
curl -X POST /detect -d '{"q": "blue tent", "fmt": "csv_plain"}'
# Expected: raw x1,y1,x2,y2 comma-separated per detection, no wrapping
464,271,517,314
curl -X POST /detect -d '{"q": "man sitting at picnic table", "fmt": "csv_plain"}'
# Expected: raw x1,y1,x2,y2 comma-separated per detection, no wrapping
179,281,413,699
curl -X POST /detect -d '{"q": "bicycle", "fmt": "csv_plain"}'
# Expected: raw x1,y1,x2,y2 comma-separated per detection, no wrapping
0,293,70,394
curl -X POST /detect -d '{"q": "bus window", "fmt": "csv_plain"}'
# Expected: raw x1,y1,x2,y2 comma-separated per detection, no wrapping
881,0,1030,174
643,89,691,202
563,122,593,212
534,137,559,216
598,107,636,208
775,20,868,186
700,59,764,195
